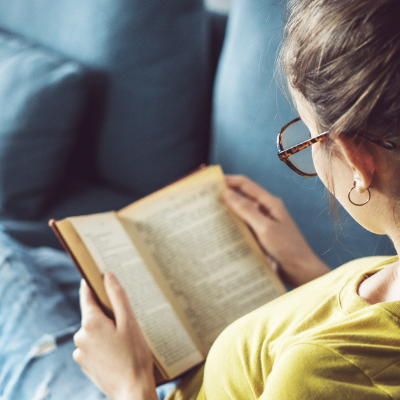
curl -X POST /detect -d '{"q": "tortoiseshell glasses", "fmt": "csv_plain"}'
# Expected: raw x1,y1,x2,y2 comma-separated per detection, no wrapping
277,117,396,177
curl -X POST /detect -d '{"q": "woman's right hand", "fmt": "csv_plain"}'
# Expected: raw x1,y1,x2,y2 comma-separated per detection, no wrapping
73,273,158,400
223,175,331,288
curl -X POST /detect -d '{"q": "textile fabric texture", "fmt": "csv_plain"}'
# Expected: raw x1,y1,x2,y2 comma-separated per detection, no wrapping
0,0,212,198
0,30,86,219
0,231,176,399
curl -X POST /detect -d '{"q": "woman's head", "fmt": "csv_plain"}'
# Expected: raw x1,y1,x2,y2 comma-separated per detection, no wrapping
280,0,400,235
282,0,400,142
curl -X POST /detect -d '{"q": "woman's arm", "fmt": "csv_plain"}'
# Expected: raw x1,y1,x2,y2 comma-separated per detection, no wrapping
223,175,331,288
73,273,158,400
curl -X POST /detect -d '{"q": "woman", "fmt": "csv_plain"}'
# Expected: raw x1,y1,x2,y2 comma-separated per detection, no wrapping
59,0,400,398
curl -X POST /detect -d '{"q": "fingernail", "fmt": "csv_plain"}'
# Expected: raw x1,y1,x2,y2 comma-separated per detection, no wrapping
105,271,118,284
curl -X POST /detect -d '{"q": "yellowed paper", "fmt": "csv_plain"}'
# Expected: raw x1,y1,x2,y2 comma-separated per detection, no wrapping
118,166,286,354
70,213,204,378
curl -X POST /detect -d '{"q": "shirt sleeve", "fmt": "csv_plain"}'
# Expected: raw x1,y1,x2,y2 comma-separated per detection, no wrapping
261,343,391,400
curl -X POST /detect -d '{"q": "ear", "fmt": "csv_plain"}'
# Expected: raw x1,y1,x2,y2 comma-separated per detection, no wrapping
335,137,375,193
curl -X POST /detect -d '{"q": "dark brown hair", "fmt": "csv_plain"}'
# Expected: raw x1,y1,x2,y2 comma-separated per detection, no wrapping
282,0,400,143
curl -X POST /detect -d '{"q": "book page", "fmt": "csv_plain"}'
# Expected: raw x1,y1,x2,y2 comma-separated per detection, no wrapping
70,213,204,378
118,166,286,355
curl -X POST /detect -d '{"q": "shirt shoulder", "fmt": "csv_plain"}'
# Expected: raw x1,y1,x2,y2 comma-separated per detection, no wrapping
196,256,399,400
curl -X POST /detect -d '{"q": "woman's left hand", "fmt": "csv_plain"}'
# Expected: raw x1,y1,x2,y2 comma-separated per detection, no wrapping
73,273,158,400
223,175,331,288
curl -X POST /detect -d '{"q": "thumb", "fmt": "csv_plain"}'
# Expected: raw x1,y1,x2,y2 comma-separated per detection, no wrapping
104,271,132,331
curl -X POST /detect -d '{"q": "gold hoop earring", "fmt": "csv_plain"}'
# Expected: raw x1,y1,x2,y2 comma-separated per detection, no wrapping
348,181,371,206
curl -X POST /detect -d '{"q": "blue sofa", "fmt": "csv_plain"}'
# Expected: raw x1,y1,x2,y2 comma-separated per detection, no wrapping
0,0,395,268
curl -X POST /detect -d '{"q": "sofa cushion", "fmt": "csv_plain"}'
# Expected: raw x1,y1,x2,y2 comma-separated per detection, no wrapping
0,30,86,219
0,0,213,199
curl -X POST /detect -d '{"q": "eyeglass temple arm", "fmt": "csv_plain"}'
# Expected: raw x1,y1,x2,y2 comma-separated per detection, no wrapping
277,132,328,160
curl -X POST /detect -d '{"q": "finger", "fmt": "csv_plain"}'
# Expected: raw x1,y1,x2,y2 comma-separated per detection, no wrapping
79,279,103,326
225,175,280,208
73,330,80,347
226,176,287,222
72,350,91,381
223,188,274,235
266,256,280,275
72,347,84,367
225,175,261,196
103,272,133,331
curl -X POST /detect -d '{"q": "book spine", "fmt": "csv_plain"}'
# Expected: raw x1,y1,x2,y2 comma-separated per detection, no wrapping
48,219,114,320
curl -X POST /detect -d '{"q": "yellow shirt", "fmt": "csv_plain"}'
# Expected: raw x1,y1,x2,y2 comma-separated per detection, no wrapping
168,256,400,400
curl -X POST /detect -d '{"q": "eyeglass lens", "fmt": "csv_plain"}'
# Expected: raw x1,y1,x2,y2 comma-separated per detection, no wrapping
281,119,317,175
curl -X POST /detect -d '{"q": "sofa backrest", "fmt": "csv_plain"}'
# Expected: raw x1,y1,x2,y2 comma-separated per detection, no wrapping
0,0,213,199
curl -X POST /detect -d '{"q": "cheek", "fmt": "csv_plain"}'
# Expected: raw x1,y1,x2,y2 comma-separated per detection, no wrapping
312,145,331,191
312,144,354,204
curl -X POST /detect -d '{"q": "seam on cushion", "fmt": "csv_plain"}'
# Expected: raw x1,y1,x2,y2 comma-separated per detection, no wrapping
281,342,393,400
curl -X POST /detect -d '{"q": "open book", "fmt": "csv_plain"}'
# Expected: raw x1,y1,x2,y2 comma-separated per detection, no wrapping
49,165,286,384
